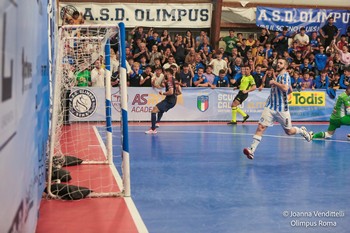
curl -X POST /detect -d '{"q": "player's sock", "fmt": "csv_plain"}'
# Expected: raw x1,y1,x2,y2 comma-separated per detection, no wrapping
293,126,302,134
157,112,164,122
236,107,247,117
231,107,237,122
250,135,262,153
312,132,325,138
151,113,156,130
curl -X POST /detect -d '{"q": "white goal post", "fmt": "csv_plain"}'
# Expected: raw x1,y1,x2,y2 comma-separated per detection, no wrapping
47,23,130,199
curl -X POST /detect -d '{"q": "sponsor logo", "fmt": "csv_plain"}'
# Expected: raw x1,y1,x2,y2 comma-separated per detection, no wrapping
70,89,97,118
111,88,121,112
197,95,209,112
288,92,325,106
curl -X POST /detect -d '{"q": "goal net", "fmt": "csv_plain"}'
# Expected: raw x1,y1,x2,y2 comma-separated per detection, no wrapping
47,23,130,199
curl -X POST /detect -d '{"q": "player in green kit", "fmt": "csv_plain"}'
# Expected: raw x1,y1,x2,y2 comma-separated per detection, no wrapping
311,84,350,140
228,65,256,124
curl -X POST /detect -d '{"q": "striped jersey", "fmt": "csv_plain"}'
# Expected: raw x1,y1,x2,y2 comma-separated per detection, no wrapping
265,71,291,112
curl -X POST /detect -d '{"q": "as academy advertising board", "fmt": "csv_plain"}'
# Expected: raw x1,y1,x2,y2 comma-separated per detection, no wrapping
69,87,335,122
256,6,350,34
59,3,212,28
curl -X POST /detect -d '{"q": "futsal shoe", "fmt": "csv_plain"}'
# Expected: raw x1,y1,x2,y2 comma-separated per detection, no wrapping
227,121,237,125
300,126,312,142
347,134,350,140
242,114,250,123
155,123,160,128
243,148,254,160
145,128,157,134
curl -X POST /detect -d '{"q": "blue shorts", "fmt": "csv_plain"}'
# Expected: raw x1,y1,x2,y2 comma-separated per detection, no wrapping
156,99,176,112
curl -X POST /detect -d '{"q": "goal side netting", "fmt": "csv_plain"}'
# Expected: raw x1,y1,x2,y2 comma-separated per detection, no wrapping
47,23,130,199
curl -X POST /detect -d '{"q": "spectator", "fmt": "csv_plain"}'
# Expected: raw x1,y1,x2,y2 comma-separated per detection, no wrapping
204,65,215,84
193,53,206,74
151,67,165,88
252,64,264,91
299,58,313,74
161,48,173,65
293,27,309,51
332,41,350,68
193,67,214,87
146,29,161,52
173,35,186,65
325,60,336,79
222,29,238,57
291,70,301,90
299,71,314,90
336,34,348,50
178,63,194,87
139,55,149,72
63,10,84,25
261,67,275,89
213,69,230,87
314,70,330,89
315,45,328,74
163,55,178,70
140,65,153,87
197,37,213,54
158,38,172,54
246,34,257,49
128,62,143,87
258,27,270,46
264,42,273,59
209,52,227,76
319,17,340,49
274,26,290,56
149,45,163,66
184,47,196,66
309,31,321,53
196,30,210,48
339,67,350,89
329,73,341,90
229,57,243,87
133,42,150,62
160,29,172,42
183,30,196,54
293,51,304,68
237,38,250,60
255,45,266,66
91,60,105,87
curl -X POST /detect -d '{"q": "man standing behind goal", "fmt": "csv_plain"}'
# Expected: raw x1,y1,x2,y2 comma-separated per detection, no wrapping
243,58,312,160
91,60,105,87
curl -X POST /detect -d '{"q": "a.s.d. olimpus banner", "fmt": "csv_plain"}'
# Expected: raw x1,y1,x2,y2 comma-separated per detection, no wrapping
256,6,350,34
69,87,335,122
59,2,212,28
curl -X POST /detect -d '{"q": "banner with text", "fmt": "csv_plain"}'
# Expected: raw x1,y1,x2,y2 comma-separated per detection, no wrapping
69,87,335,122
256,6,350,34
59,3,212,28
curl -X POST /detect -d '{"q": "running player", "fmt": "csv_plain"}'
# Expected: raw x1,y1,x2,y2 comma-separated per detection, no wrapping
227,65,256,124
311,84,350,140
145,68,181,134
243,58,312,160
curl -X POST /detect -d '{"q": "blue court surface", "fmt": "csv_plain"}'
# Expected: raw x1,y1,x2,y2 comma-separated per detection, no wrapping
108,123,350,233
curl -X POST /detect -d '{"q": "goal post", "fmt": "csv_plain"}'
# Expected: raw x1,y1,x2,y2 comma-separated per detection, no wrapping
47,23,130,199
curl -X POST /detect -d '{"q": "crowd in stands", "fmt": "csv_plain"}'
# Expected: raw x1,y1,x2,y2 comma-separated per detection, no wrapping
62,13,350,93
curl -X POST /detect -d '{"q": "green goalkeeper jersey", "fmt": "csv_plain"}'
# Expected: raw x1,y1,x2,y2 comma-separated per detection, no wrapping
330,92,350,120
76,70,91,87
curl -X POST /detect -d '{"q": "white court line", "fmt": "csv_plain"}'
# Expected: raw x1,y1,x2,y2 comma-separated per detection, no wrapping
93,126,149,233
129,129,350,144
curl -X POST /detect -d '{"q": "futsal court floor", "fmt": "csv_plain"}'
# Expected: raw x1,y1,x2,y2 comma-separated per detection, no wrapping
37,122,350,233
114,122,350,233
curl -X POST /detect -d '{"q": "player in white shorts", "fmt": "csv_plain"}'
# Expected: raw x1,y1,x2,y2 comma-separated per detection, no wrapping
243,58,312,160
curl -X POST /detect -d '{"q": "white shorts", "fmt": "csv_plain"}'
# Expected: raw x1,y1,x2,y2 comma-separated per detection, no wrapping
259,107,293,130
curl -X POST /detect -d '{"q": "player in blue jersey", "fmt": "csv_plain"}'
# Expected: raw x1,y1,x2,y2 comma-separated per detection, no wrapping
243,58,312,159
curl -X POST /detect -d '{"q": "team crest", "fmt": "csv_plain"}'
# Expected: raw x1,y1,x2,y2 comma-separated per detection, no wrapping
197,95,209,112
70,89,97,118
111,88,121,112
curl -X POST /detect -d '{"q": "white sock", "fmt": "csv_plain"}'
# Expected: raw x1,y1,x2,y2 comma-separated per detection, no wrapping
250,135,262,153
324,132,332,138
294,127,302,134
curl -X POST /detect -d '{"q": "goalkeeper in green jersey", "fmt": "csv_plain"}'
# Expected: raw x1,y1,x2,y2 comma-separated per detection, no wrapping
312,85,350,140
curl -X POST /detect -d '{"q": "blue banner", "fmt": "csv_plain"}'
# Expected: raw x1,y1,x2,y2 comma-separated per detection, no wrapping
69,87,336,122
256,6,350,35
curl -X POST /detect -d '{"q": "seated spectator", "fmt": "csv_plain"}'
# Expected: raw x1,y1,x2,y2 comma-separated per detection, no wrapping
193,67,214,87
178,63,193,87
283,50,294,64
339,67,350,89
128,62,143,87
291,70,301,90
91,60,105,87
299,71,314,90
336,34,349,50
204,65,215,84
140,65,153,87
185,48,196,66
213,69,230,87
193,53,206,74
314,70,330,89
151,67,165,88
197,37,213,54
325,60,336,79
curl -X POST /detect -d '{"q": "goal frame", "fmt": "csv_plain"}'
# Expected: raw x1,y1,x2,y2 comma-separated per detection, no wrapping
47,23,130,198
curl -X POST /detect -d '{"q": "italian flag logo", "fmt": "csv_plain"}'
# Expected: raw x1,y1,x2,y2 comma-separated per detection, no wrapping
197,95,209,112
